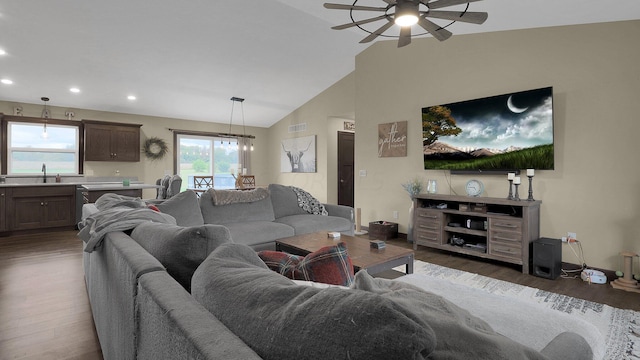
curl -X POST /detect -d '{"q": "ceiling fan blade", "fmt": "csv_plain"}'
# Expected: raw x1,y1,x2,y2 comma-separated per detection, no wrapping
418,16,452,41
360,20,395,43
332,14,389,30
398,26,412,47
425,10,488,24
382,0,396,4
324,3,388,11
427,0,483,10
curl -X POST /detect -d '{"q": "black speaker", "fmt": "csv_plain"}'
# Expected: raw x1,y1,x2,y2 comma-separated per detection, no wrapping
532,238,562,279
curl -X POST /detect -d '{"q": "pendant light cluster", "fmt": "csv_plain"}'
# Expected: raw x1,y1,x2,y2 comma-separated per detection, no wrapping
220,96,255,151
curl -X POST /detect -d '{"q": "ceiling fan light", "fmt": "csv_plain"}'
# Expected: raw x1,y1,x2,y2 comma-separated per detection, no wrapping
395,13,418,26
394,1,419,27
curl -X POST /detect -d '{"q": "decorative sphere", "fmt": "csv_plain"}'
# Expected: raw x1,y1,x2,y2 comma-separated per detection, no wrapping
634,274,640,281
615,270,623,277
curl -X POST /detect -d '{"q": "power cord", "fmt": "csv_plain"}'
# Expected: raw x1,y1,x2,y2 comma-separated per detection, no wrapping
444,170,459,196
560,239,587,279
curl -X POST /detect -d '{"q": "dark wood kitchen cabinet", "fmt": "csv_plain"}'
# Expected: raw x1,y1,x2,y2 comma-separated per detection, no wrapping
7,185,76,231
83,120,142,162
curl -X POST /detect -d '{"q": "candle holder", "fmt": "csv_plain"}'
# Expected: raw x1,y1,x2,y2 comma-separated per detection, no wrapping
513,183,521,201
527,175,535,201
507,179,514,200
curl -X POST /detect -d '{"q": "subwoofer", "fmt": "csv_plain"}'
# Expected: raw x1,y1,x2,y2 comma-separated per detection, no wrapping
532,238,562,279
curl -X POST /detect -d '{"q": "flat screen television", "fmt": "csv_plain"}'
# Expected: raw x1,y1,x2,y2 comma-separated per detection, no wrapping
422,86,554,173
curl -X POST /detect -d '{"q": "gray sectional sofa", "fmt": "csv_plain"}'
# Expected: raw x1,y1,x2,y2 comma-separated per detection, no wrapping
79,184,596,360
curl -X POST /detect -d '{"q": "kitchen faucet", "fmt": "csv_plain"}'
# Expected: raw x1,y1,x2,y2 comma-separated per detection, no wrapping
42,163,47,183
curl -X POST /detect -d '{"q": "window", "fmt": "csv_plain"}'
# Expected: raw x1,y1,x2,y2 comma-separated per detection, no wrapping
177,134,243,190
7,122,80,175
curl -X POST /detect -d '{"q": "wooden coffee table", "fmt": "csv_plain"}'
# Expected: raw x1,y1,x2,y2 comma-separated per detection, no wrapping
275,232,414,275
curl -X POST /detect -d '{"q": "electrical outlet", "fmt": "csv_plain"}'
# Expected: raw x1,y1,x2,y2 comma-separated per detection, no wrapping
359,170,367,177
393,210,399,219
568,232,577,239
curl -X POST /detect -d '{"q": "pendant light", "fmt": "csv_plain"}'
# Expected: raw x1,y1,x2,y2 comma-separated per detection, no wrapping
41,97,50,139
227,97,240,151
240,99,248,151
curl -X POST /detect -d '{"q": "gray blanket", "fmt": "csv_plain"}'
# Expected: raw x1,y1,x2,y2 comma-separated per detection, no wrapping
78,194,176,252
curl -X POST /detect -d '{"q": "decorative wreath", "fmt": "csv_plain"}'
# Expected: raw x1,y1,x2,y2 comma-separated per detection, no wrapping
143,137,169,160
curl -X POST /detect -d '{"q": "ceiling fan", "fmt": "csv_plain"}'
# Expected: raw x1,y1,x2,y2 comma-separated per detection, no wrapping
324,0,488,47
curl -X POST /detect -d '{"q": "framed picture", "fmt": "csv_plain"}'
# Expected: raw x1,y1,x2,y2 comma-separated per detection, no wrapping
378,121,408,157
281,135,316,173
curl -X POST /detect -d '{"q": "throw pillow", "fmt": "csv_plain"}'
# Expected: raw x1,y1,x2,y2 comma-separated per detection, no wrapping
258,242,355,287
191,243,436,360
154,190,204,226
130,222,232,291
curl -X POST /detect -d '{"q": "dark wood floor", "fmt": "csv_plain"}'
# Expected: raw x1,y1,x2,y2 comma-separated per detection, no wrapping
0,231,102,360
381,236,640,312
0,231,638,359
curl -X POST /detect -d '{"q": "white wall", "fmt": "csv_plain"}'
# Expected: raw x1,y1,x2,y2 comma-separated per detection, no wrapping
353,20,640,271
266,72,355,203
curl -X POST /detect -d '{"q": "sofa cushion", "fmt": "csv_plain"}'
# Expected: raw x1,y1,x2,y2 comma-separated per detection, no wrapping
166,174,182,198
352,271,593,360
137,271,262,359
191,243,435,360
268,183,310,219
154,190,204,227
160,174,171,198
131,222,231,291
275,214,353,235
199,190,275,225
258,242,355,286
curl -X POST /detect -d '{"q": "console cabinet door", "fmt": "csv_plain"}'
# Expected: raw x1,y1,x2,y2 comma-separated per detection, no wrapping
488,217,523,262
414,208,443,246
84,121,141,162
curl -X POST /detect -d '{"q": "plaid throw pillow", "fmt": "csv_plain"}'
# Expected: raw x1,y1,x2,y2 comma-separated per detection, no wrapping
258,242,354,287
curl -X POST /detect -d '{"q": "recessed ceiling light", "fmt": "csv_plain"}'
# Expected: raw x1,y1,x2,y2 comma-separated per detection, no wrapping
1,79,13,85
70,87,80,93
0,49,6,56
127,95,137,100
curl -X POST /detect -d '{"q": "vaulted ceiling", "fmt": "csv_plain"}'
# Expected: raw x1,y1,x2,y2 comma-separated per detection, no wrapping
0,0,638,127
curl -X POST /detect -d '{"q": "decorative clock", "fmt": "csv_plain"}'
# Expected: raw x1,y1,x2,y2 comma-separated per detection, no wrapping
465,179,484,197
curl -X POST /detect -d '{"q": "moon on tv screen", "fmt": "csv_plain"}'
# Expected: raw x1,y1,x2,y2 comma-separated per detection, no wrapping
507,95,528,113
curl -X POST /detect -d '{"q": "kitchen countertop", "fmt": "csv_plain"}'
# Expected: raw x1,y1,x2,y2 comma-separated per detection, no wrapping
80,183,160,191
0,181,159,189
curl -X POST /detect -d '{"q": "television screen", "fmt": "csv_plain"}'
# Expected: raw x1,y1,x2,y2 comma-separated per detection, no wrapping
422,87,554,172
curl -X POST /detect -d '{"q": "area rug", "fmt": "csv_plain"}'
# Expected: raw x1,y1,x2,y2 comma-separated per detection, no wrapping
394,260,640,360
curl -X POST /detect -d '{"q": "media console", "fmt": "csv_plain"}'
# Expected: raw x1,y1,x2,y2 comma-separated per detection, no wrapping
413,194,541,274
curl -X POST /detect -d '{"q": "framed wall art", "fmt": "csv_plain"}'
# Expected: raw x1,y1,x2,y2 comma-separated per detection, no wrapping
378,121,407,157
281,135,317,173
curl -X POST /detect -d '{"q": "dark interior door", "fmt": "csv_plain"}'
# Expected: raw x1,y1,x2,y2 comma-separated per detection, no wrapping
337,131,354,207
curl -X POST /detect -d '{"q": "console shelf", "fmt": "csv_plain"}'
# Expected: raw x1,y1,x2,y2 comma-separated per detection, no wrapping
413,194,541,274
